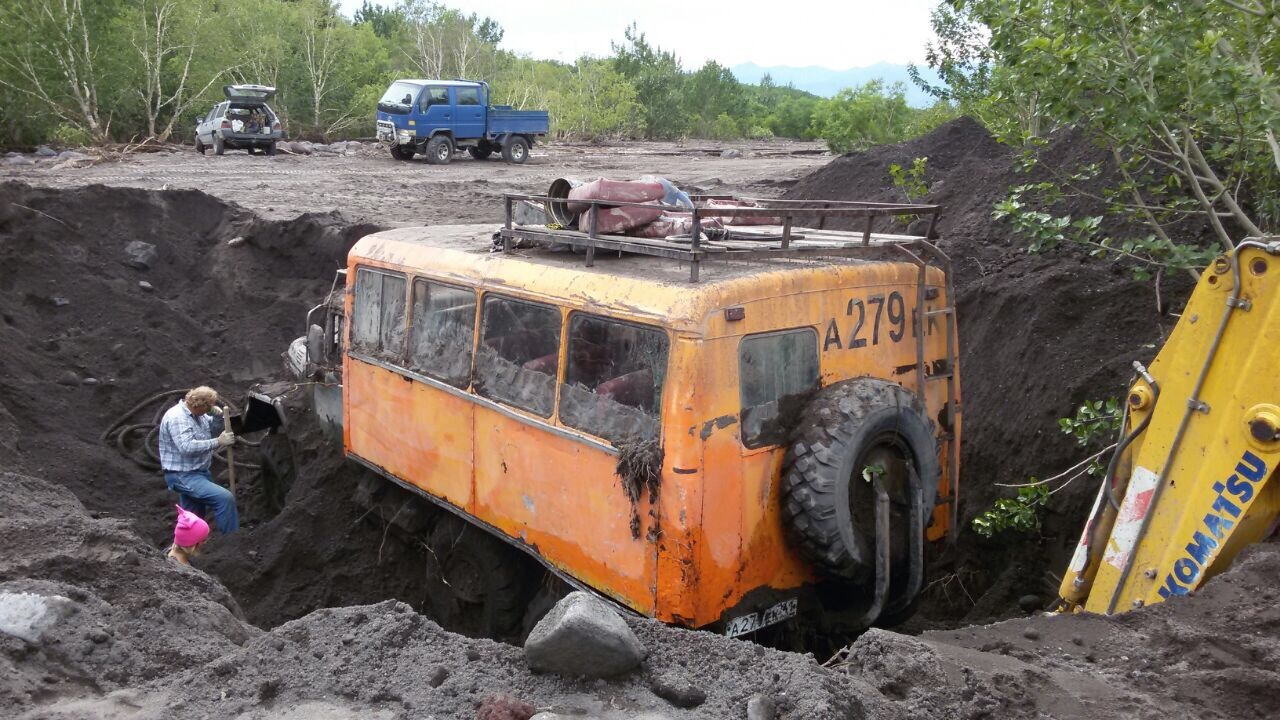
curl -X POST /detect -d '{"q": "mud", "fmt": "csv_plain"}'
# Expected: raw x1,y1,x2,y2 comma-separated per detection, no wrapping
1,128,1274,718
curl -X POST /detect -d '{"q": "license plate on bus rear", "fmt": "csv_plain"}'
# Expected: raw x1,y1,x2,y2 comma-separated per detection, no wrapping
724,598,798,637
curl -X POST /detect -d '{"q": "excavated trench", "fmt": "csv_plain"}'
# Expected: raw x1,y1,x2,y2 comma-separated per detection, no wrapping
0,182,434,630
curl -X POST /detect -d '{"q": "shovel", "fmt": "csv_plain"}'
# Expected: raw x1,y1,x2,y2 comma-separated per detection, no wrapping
221,406,238,495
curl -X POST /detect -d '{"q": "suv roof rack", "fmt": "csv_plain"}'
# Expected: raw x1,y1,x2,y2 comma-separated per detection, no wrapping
497,193,944,282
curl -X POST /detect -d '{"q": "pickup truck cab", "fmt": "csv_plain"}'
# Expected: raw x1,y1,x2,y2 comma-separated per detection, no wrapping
375,79,549,165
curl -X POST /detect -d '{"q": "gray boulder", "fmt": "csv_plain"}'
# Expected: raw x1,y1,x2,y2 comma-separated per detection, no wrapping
524,591,645,678
328,141,348,153
123,240,158,270
35,145,57,157
57,150,89,161
4,156,34,166
291,141,313,155
720,148,742,159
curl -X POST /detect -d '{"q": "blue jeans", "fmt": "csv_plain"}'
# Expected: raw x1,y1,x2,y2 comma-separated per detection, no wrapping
164,469,239,535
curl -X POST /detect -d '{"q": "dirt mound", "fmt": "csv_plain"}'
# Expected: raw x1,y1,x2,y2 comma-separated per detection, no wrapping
869,538,1280,719
785,119,1196,622
7,464,1275,719
0,471,255,714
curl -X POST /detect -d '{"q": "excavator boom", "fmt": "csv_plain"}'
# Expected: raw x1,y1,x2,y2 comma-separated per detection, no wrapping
1061,239,1280,614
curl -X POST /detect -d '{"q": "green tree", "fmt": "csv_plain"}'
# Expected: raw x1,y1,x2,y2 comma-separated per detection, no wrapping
611,23,689,138
923,0,1280,268
810,80,912,153
0,0,127,142
683,61,742,137
549,58,641,138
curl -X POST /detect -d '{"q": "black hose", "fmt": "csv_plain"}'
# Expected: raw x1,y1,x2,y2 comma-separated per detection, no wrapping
103,388,261,472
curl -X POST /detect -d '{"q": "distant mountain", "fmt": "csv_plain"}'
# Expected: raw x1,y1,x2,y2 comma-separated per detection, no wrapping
731,62,943,106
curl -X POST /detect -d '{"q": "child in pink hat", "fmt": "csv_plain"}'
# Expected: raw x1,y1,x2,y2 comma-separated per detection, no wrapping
168,504,211,565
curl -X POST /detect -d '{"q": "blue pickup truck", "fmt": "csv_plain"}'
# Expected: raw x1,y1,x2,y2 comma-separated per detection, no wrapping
375,79,549,165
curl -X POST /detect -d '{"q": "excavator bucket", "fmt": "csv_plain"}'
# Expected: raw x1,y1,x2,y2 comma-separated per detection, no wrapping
1061,239,1280,614
230,392,287,435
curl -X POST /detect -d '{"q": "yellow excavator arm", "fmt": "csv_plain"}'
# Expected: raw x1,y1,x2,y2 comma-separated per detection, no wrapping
1060,238,1280,614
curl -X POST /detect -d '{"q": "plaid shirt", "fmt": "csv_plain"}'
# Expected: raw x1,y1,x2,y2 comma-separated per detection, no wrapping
158,400,225,472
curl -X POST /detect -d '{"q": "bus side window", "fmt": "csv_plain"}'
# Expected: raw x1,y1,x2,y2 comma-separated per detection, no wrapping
408,279,476,388
352,268,407,358
559,313,668,444
474,295,561,417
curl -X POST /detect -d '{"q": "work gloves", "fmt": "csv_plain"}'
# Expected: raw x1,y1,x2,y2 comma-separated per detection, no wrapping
216,431,236,447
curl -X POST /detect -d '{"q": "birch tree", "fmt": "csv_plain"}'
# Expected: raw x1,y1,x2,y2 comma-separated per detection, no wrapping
0,0,116,141
130,0,230,141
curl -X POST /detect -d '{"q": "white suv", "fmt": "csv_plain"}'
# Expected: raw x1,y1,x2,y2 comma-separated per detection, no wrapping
195,84,283,156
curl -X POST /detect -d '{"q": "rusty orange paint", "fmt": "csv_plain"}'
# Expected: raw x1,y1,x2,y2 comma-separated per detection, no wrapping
341,226,960,629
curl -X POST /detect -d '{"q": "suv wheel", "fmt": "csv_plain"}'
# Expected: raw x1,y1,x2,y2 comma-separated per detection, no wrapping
195,139,206,155
265,142,277,156
425,136,453,165
213,134,225,156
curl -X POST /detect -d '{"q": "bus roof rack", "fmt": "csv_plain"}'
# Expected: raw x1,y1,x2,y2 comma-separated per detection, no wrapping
496,193,944,282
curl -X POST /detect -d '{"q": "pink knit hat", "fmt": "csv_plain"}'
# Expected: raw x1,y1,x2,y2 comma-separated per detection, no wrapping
174,505,210,548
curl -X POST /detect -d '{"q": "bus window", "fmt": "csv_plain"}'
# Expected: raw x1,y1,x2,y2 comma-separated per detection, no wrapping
408,279,476,388
474,295,561,417
351,268,407,358
739,328,819,448
560,313,668,444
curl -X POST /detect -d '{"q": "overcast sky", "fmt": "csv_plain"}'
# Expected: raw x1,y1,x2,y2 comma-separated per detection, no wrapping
337,1,939,70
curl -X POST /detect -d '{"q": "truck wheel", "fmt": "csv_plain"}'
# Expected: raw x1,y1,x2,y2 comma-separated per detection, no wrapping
390,144,415,161
257,432,296,515
265,142,277,156
781,379,938,584
501,136,529,164
213,135,225,156
468,144,493,160
425,514,533,640
425,136,453,165
247,146,257,156
195,139,206,155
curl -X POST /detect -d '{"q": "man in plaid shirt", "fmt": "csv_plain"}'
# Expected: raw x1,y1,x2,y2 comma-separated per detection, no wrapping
159,386,239,535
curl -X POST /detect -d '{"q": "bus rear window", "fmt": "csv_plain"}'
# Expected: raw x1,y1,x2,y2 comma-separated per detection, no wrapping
739,328,819,448
351,268,407,358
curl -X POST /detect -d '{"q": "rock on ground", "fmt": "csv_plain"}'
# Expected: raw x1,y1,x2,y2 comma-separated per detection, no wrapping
524,591,645,678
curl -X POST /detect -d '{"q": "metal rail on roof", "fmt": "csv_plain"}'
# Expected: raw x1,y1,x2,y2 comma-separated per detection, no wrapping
498,193,944,282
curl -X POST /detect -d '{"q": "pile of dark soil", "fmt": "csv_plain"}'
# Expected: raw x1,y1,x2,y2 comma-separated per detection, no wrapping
0,471,255,711
784,118,1201,623
846,538,1280,719
0,182,430,628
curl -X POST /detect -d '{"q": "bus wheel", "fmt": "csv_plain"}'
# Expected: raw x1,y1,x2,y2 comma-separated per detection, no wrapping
257,432,296,515
425,514,533,640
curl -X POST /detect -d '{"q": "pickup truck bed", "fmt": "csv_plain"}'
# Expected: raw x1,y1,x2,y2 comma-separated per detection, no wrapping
488,108,550,137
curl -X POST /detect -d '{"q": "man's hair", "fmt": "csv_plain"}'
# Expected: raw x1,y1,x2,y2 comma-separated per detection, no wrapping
185,386,219,411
